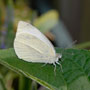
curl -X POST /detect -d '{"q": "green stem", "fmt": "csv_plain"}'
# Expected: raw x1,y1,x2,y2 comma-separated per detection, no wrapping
0,74,6,90
73,41,90,49
19,75,32,90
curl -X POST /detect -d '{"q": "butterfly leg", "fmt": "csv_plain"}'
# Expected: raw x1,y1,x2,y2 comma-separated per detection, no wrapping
53,63,57,76
56,61,63,72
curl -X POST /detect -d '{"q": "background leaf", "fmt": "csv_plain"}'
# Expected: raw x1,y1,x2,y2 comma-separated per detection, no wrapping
0,48,90,90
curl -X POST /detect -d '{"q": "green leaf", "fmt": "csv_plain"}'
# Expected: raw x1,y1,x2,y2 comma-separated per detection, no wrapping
0,48,90,90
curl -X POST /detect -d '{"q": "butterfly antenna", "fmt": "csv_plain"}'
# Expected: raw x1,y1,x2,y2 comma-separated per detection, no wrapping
41,63,47,67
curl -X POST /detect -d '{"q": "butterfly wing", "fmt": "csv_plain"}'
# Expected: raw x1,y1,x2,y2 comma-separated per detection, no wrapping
14,21,57,63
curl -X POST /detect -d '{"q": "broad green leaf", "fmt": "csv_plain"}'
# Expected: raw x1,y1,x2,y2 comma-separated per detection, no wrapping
0,48,90,90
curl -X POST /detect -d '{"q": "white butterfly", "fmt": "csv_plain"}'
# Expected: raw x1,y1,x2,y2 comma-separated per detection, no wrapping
14,21,62,66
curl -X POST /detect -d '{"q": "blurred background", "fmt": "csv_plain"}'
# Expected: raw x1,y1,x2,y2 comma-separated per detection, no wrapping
0,0,90,90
